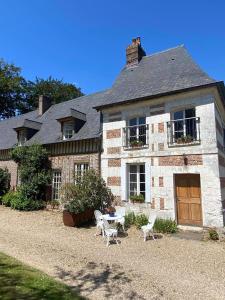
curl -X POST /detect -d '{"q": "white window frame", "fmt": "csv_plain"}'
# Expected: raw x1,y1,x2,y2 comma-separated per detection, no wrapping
74,163,89,181
128,164,145,200
63,121,74,140
172,108,197,142
18,129,27,146
52,170,62,200
128,116,147,146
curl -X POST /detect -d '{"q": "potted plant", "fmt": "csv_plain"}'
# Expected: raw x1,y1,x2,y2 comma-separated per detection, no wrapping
130,140,144,148
61,170,114,227
176,135,193,144
130,194,145,204
105,206,116,216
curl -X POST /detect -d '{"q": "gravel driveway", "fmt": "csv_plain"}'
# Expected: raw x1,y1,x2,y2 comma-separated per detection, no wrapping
0,205,225,300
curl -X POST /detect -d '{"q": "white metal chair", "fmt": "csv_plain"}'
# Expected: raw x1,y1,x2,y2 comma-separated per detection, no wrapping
141,213,157,242
102,219,119,247
94,210,104,237
115,206,126,231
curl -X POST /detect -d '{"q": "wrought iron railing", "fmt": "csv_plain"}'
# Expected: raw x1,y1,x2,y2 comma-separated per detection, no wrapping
123,124,149,148
167,117,200,146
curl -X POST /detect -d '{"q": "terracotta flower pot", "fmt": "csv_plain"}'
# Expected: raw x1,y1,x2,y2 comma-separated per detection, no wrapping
63,209,94,227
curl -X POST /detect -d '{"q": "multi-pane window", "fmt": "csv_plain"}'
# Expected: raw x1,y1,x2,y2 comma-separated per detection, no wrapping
63,121,74,140
52,170,62,200
173,108,197,142
129,117,146,145
74,163,89,181
128,164,145,200
18,130,27,146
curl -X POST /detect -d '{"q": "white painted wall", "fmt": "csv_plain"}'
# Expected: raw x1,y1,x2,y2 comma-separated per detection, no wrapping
101,90,224,227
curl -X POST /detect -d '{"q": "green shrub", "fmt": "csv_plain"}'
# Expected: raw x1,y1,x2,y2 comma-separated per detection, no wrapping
10,194,45,211
61,169,113,214
2,191,45,211
0,168,10,196
2,191,17,207
11,144,51,202
130,194,144,203
208,228,219,241
135,214,148,229
49,200,60,209
124,212,136,228
153,218,178,234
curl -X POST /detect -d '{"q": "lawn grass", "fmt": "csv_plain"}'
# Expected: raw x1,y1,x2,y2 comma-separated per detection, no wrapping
0,252,84,300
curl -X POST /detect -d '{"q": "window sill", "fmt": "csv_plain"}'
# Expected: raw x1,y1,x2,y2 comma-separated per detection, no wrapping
168,141,201,148
123,145,149,151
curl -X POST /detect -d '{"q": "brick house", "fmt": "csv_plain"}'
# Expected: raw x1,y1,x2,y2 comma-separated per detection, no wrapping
1,37,225,228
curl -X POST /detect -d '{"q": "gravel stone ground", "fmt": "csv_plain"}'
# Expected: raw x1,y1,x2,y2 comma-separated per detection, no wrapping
0,205,225,300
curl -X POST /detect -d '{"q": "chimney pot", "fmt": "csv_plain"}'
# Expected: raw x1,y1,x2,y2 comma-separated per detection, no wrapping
38,95,52,116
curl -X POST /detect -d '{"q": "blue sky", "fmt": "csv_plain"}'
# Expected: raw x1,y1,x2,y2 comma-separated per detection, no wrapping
1,0,225,94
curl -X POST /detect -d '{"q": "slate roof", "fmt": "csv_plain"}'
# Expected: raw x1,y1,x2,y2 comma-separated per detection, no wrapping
0,89,111,150
0,45,222,150
94,45,219,109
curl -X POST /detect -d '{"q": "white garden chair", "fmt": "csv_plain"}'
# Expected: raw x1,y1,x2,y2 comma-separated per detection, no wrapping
102,219,119,247
115,206,126,231
94,210,104,237
141,213,157,242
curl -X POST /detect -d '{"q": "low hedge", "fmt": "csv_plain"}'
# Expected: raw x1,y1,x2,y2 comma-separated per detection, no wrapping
153,218,178,234
2,191,45,211
135,214,148,229
2,191,17,207
124,212,178,233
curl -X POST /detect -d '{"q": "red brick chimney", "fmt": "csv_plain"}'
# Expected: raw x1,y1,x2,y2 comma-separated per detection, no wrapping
38,95,52,116
126,37,146,66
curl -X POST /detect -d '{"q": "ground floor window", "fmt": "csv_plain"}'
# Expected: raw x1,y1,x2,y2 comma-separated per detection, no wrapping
74,163,89,181
128,164,145,200
52,170,62,200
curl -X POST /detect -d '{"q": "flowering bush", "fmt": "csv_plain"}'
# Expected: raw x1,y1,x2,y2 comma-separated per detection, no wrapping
61,169,114,214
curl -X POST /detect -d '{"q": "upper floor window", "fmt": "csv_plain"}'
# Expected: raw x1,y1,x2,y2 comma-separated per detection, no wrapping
123,116,149,149
18,130,27,146
63,121,74,140
167,108,200,146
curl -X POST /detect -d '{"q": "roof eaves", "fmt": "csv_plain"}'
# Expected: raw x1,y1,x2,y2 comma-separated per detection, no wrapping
94,82,222,111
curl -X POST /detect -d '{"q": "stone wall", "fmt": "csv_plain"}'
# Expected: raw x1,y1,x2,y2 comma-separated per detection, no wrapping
0,152,100,191
0,160,18,189
50,153,100,185
101,89,224,227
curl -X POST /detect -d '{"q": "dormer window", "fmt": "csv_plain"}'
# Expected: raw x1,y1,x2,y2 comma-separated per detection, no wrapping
18,129,27,146
13,119,42,146
56,108,87,141
63,121,74,140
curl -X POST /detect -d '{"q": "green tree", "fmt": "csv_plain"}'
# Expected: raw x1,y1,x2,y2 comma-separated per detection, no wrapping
11,144,51,210
0,58,84,117
23,77,84,112
0,168,10,196
0,59,27,119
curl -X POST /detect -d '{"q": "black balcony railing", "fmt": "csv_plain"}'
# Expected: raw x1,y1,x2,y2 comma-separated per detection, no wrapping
123,124,149,149
167,117,200,146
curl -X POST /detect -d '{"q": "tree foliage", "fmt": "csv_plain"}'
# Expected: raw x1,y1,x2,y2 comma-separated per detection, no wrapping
0,59,27,118
0,168,10,196
61,169,114,214
23,77,84,112
0,58,84,118
11,144,51,208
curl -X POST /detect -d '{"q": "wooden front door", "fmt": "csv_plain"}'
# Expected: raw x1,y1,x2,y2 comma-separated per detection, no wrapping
175,174,202,226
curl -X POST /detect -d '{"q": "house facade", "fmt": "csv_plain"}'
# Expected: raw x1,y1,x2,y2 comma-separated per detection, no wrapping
0,37,225,228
